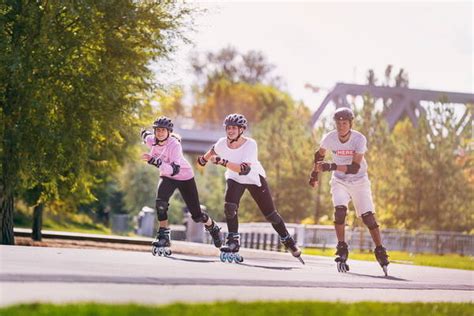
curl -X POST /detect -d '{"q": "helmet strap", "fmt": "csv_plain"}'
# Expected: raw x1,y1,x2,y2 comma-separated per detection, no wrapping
228,128,243,143
154,130,170,146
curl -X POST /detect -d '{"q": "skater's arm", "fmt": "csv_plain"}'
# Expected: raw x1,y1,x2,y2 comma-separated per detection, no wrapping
159,142,183,176
197,146,217,167
316,153,363,174
140,129,154,148
309,147,326,187
209,155,247,174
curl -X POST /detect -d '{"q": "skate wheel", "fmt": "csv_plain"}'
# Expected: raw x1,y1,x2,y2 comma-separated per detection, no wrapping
235,255,244,263
337,261,349,273
227,253,234,263
164,248,172,256
151,246,158,256
220,252,227,263
382,265,388,276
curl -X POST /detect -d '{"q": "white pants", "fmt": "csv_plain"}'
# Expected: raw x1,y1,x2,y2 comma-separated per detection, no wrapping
330,176,375,217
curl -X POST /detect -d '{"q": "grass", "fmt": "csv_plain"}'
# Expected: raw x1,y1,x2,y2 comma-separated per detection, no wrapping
303,248,474,270
1,302,473,316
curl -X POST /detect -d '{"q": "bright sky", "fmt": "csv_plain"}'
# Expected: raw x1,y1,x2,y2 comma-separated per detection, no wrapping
161,1,473,112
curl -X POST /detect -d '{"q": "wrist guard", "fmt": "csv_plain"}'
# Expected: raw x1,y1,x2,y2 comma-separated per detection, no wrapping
214,156,228,167
147,156,162,168
239,163,251,175
197,155,208,166
309,170,318,186
321,162,337,172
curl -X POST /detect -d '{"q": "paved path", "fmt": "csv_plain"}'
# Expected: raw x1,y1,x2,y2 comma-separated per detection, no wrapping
1,245,472,306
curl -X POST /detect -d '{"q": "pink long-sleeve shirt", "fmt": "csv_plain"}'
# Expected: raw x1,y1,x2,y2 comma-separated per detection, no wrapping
144,135,194,181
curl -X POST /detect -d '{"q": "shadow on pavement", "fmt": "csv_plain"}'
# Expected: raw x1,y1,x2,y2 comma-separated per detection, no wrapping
348,272,409,281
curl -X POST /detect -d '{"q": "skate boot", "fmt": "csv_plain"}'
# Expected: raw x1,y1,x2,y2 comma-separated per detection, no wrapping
205,221,223,248
151,227,172,257
374,245,390,276
335,241,349,272
280,234,305,265
220,233,243,263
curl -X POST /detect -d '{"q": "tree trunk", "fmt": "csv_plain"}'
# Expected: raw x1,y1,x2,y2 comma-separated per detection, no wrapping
32,203,43,241
0,190,15,245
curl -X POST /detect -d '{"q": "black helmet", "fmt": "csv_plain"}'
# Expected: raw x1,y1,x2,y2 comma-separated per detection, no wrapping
333,108,354,121
223,113,248,129
152,116,173,132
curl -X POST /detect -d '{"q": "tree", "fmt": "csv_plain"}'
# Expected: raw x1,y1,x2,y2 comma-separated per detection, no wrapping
237,101,315,222
190,46,280,88
0,1,192,244
383,105,473,231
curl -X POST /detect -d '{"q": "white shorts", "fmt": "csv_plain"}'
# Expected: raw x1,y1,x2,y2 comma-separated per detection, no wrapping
330,176,375,217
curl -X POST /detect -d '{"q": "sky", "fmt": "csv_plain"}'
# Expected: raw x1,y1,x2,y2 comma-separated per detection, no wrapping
158,1,473,112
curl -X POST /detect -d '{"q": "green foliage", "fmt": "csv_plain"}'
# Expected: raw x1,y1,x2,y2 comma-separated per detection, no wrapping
193,161,227,222
192,78,290,126
370,106,473,232
2,302,473,316
1,1,193,241
245,104,315,222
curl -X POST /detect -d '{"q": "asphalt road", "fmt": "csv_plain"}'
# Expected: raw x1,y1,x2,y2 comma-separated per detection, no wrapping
1,245,473,306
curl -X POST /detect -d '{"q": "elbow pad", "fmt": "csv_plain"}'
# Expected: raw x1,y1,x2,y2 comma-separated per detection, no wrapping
239,163,251,175
345,162,360,174
170,162,181,176
140,129,153,143
313,150,325,164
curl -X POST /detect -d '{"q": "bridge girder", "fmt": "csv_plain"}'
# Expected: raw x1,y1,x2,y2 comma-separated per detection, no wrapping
311,83,473,130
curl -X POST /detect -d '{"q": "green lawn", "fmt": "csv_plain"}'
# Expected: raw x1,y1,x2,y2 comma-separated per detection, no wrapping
303,248,474,270
1,302,473,316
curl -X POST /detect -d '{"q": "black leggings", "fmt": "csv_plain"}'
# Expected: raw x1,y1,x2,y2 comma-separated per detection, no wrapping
224,175,288,237
156,177,204,222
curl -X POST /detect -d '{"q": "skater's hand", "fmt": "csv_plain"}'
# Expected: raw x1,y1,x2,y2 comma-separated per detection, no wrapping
197,155,208,167
210,155,228,166
142,153,162,167
308,171,318,188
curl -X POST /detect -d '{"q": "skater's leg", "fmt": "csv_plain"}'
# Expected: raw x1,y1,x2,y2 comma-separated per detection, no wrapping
177,178,222,247
247,177,302,262
361,212,390,268
330,178,351,243
334,205,347,242
248,176,288,237
153,177,178,250
360,211,383,246
155,177,178,228
178,178,212,226
224,179,246,233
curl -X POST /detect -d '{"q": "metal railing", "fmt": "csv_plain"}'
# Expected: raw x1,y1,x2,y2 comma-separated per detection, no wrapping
204,223,474,256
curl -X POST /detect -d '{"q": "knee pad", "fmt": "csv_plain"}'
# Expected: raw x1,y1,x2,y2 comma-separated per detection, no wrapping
224,202,238,219
334,205,347,225
361,212,379,230
155,199,169,221
265,210,283,225
192,211,209,223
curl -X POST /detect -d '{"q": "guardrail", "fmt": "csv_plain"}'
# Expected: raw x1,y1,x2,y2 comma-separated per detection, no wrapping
15,224,474,256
